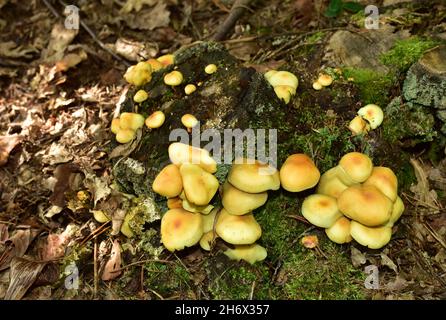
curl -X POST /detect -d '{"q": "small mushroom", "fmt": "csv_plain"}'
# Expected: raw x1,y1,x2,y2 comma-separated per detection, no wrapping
317,74,333,87
221,181,268,215
180,163,219,206
215,209,262,245
167,197,183,209
386,196,405,227
160,208,203,252
181,114,198,131
325,216,353,244
204,64,217,74
152,164,183,198
267,71,298,89
348,115,369,136
182,198,214,214
147,58,164,71
91,210,110,223
312,81,323,91
199,230,219,251
350,221,392,249
111,118,121,134
145,110,165,129
168,142,217,173
156,54,175,67
273,86,292,104
115,129,136,144
184,84,197,95
264,70,278,82
337,184,393,227
124,61,152,86
133,89,149,103
279,154,320,192
337,152,373,185
119,112,145,131
224,244,267,264
164,70,183,86
301,235,319,249
363,166,398,202
357,104,384,129
227,158,280,193
301,194,343,228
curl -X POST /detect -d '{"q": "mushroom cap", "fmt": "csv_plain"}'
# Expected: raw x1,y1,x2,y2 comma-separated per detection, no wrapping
111,118,121,134
181,114,198,129
224,244,267,264
199,230,218,251
216,209,262,245
363,166,398,202
264,70,278,82
152,164,183,198
348,115,369,136
180,163,219,206
325,216,353,244
133,89,149,103
124,61,152,86
164,70,183,86
350,221,392,249
202,208,218,233
273,86,292,104
161,208,203,252
267,71,298,90
168,142,217,173
227,158,280,193
182,198,214,214
167,197,183,209
119,112,145,131
156,54,175,67
312,81,323,90
337,152,373,185
338,184,393,227
115,129,136,144
357,104,384,129
316,167,349,198
317,74,333,87
147,58,163,71
279,154,320,192
386,196,404,227
204,64,218,74
184,84,197,95
222,181,268,215
145,110,165,129
301,194,343,228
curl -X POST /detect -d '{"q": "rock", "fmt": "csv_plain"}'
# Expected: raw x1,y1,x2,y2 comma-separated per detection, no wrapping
326,28,408,73
403,45,446,109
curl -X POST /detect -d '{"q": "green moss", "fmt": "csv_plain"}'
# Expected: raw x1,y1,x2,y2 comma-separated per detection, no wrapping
380,37,439,72
342,68,395,106
280,241,366,299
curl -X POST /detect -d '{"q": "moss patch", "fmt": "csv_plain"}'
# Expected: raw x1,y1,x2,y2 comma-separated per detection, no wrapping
380,37,439,72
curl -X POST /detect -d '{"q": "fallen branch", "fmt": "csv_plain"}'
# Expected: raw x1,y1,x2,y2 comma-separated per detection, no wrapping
212,0,253,41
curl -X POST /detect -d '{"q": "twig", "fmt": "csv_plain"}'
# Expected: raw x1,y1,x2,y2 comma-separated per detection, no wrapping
93,238,98,298
113,259,175,272
212,0,253,41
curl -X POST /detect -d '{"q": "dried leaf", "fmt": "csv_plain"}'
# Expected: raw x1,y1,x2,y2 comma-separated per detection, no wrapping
125,2,170,30
0,41,37,59
114,38,153,61
111,209,126,236
351,246,366,268
4,257,46,300
380,253,398,273
0,135,23,166
410,158,441,211
109,128,143,159
40,143,74,165
384,276,408,292
0,224,8,242
84,173,112,206
42,23,78,63
55,49,88,72
49,163,81,207
120,0,158,13
0,229,31,271
301,235,319,248
41,224,78,260
102,240,122,281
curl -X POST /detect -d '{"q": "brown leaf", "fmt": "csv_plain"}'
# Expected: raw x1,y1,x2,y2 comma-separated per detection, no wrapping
102,240,122,281
4,257,46,300
351,246,367,268
125,2,170,30
0,229,32,271
40,224,78,261
0,135,22,167
55,49,88,72
49,163,81,207
410,158,441,211
0,224,8,242
380,253,398,273
42,23,78,63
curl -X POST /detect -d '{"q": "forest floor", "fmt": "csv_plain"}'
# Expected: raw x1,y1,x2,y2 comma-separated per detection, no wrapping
0,0,445,300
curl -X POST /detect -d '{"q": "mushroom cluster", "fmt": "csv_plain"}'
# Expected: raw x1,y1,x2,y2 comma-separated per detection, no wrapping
302,152,404,249
111,112,145,143
264,70,299,104
312,73,333,91
348,104,384,136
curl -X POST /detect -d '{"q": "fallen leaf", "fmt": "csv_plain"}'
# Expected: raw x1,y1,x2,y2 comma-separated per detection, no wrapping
120,0,158,13
0,229,32,271
55,49,88,72
410,158,441,211
40,143,74,165
0,135,23,166
351,246,367,268
41,23,78,63
113,38,153,61
125,2,170,30
49,163,81,207
0,224,8,242
384,276,409,292
102,240,122,281
111,209,126,236
84,173,112,206
40,224,78,260
0,41,37,59
109,128,143,159
4,257,46,300
380,253,398,273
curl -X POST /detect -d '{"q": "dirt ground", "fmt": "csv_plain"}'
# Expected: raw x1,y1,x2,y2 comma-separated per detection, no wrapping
0,0,445,300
